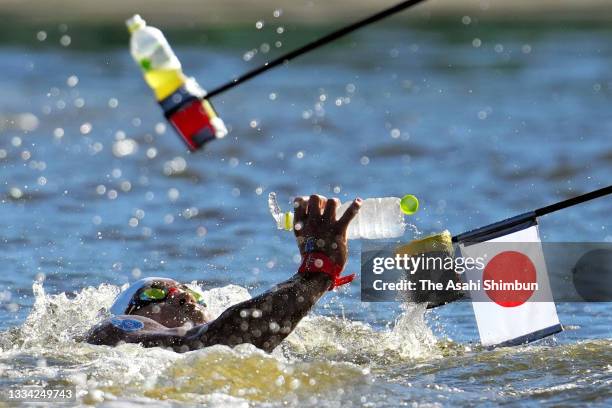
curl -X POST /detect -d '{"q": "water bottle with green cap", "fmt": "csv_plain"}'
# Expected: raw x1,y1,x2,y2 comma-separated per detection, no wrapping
268,192,419,240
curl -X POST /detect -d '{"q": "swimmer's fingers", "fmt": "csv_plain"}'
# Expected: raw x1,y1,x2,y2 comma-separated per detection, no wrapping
293,196,308,229
322,198,339,223
307,194,324,219
336,198,362,233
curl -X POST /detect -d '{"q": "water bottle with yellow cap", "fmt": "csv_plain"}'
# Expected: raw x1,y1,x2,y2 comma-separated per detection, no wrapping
126,14,227,151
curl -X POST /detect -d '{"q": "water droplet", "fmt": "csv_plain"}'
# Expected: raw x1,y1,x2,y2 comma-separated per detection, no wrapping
113,139,138,157
163,157,187,175
67,75,79,87
243,49,257,61
146,147,158,159
80,122,92,135
132,268,142,278
155,122,166,134
168,188,180,202
9,187,23,199
60,35,71,47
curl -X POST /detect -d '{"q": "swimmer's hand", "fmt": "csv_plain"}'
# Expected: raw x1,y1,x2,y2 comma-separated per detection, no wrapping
293,194,362,268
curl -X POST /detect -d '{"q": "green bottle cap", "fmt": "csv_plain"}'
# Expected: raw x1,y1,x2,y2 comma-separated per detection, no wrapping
400,194,419,215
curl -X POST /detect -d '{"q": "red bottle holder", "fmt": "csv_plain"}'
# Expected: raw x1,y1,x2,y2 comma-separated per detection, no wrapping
168,99,216,151
159,86,221,151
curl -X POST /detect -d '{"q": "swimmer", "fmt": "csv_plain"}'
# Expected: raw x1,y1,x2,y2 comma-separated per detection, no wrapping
86,194,362,353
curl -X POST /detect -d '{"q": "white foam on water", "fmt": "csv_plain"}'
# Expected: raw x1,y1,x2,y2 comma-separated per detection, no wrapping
282,303,439,364
0,281,440,405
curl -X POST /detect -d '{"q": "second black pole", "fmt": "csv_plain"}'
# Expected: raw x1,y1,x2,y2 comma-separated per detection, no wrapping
452,185,612,243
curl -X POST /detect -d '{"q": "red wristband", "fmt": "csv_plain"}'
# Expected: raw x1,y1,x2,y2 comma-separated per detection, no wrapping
298,252,355,291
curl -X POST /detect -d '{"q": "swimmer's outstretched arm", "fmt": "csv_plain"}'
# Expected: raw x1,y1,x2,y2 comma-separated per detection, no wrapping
87,271,338,352
184,195,362,352
86,195,360,353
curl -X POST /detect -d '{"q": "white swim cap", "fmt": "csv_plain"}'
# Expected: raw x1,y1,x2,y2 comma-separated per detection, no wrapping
109,277,171,315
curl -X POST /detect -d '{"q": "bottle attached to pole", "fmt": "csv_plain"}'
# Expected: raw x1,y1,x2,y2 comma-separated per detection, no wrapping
268,192,419,240
126,15,227,151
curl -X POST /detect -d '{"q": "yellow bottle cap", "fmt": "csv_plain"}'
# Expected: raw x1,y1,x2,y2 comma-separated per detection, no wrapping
126,14,146,33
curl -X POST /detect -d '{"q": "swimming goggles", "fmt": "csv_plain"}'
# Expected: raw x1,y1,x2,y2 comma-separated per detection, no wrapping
127,284,207,312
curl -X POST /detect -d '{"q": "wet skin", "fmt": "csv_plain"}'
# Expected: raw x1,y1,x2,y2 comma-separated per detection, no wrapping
86,194,362,353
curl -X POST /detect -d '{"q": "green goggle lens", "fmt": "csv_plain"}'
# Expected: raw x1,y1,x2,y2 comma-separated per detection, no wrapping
136,286,206,307
140,287,167,301
187,288,206,306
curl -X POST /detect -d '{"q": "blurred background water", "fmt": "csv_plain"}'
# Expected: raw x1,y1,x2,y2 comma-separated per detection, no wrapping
0,9,611,406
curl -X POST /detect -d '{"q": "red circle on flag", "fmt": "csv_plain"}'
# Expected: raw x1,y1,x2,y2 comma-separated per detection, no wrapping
482,251,537,307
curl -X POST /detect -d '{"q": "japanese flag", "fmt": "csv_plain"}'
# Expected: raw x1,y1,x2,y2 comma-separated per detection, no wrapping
458,219,562,347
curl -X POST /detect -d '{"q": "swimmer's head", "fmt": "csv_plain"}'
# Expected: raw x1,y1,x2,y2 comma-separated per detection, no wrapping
109,277,210,328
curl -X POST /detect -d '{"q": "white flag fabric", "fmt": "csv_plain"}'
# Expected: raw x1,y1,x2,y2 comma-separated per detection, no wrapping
458,223,561,347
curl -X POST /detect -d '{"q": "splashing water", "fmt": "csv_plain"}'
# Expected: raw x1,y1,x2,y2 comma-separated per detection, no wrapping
0,281,439,405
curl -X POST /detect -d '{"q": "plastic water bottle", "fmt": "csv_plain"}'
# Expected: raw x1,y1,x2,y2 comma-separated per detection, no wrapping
268,193,419,240
126,14,227,150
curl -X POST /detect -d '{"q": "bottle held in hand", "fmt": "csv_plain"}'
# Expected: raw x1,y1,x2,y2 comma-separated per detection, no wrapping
269,192,418,240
